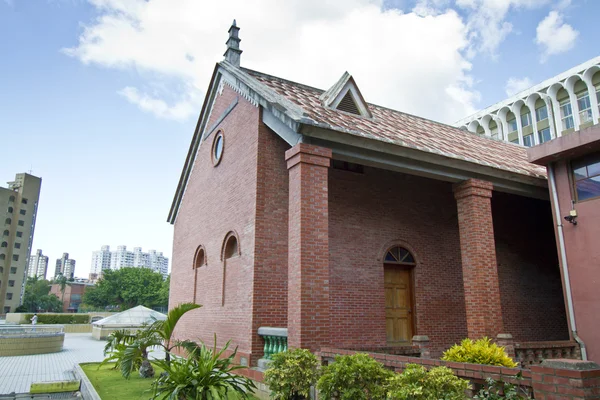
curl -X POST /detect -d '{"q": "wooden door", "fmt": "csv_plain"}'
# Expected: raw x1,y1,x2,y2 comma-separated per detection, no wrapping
384,266,413,345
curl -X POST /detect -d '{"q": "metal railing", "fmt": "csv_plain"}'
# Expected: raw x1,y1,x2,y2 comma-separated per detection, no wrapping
258,327,287,359
0,325,64,336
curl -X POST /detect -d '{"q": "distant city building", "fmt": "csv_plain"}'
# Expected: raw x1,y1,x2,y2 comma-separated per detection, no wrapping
0,173,42,314
91,245,169,277
28,249,49,279
49,282,92,312
55,253,76,279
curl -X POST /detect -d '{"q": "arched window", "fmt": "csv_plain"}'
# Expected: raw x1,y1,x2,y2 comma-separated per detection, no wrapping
7,207,13,214
2,230,8,236
4,218,11,225
8,196,14,202
384,246,416,265
0,254,5,260
194,246,207,269
1,242,7,248
222,232,240,260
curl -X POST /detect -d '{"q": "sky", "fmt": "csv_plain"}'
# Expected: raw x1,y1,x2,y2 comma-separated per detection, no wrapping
0,0,598,279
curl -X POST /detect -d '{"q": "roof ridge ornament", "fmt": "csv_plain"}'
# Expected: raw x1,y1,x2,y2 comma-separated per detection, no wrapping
224,19,242,68
320,72,372,117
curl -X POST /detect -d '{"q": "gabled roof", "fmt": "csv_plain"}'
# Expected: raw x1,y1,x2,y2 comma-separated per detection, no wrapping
319,72,372,118
246,68,546,179
168,61,547,224
92,305,166,326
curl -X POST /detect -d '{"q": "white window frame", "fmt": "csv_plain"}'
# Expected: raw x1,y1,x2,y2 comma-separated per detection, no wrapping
521,112,532,127
535,105,548,122
560,99,574,131
577,92,593,124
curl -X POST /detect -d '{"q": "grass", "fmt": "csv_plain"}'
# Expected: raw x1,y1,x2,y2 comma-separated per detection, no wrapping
80,362,262,400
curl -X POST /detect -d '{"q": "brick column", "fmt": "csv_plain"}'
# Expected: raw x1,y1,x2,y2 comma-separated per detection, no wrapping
286,143,332,352
453,179,504,339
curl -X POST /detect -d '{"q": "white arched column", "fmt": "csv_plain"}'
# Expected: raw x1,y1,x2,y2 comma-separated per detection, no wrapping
526,94,540,145
548,84,565,137
511,102,524,146
543,96,558,140
583,66,600,123
497,108,511,142
565,75,582,131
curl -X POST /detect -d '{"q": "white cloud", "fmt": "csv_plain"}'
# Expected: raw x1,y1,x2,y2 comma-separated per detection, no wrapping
454,0,550,58
505,77,533,96
64,0,479,123
535,10,578,62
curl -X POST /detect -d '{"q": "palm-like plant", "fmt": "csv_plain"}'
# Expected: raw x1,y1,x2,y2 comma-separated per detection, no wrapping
117,303,202,379
150,338,256,400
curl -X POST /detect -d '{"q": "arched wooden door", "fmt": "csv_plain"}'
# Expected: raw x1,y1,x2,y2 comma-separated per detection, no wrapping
384,246,416,346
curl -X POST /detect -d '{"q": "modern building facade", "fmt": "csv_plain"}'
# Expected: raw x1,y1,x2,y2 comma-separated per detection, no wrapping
456,57,600,148
167,23,574,368
55,253,76,280
528,123,600,363
0,173,42,314
91,245,169,277
27,249,49,279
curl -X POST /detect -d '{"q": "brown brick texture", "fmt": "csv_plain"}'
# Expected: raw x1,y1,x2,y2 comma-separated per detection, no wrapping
286,143,332,352
454,179,504,340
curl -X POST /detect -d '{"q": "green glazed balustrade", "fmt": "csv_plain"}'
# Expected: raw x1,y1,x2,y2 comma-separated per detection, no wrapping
262,335,288,359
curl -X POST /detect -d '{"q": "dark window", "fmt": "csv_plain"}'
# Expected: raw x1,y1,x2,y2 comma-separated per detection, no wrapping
212,132,224,166
6,292,12,300
10,267,16,274
224,235,239,259
12,255,18,261
3,306,10,313
384,246,416,264
2,230,8,236
8,280,14,287
16,231,22,238
7,207,13,214
17,220,24,227
21,198,27,204
19,209,25,216
0,267,3,273
0,254,4,260
572,153,600,201
332,160,364,174
4,218,10,225
14,243,20,249
1,242,6,248
194,247,206,268
9,196,15,202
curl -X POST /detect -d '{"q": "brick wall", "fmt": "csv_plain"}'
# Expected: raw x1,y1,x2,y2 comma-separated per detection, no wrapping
170,85,259,360
251,117,290,362
328,166,467,356
492,192,569,342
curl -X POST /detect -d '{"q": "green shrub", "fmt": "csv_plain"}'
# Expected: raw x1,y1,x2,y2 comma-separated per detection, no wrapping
387,364,470,400
317,353,393,400
442,338,518,368
474,374,532,400
24,313,91,324
264,348,319,400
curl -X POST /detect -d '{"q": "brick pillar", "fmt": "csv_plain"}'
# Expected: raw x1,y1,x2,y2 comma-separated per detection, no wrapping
286,143,332,352
497,333,516,361
453,179,504,339
412,335,431,359
532,359,600,400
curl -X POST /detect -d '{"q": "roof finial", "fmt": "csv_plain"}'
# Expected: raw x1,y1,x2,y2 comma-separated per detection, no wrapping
224,19,242,67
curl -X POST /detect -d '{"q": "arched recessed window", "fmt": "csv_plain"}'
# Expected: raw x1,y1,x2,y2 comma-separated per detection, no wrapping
212,131,224,166
223,233,240,260
0,254,5,260
8,196,14,202
384,246,416,265
2,230,8,236
7,207,13,214
4,218,11,225
194,246,207,269
1,242,7,248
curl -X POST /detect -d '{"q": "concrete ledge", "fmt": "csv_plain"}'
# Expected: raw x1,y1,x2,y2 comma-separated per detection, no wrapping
257,327,288,337
73,364,102,400
541,359,600,370
30,380,80,394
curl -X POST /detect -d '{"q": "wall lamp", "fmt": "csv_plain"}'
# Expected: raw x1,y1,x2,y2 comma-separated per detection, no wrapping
564,209,578,225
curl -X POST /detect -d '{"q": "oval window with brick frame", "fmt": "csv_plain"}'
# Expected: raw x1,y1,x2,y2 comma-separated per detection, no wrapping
212,131,225,166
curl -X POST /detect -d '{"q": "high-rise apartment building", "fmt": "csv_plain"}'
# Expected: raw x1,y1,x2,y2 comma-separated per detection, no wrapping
55,253,76,279
28,249,49,279
91,245,169,277
0,173,42,314
456,56,600,147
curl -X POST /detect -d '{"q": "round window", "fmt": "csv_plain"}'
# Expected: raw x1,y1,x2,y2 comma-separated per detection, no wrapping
212,132,224,166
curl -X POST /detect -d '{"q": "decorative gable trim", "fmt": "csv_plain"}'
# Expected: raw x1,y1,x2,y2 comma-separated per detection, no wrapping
320,72,372,118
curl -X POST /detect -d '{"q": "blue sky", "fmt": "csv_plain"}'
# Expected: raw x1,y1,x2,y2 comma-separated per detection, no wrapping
1,0,598,278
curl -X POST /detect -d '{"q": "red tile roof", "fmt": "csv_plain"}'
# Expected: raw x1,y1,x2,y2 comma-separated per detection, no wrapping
244,68,547,179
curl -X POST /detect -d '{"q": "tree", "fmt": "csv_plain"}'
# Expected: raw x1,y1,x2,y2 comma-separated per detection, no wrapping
21,276,63,313
82,267,168,310
53,274,69,303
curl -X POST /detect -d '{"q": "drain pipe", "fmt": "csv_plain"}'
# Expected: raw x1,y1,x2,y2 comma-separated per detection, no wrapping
548,163,587,361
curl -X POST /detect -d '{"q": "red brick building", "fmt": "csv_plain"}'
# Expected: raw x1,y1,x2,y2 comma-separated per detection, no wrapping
528,124,600,363
168,23,573,367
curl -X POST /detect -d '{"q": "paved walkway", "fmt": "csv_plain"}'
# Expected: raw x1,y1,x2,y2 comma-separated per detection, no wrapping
0,333,106,395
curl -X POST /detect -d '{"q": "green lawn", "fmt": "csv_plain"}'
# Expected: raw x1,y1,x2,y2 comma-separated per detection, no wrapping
80,362,261,400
